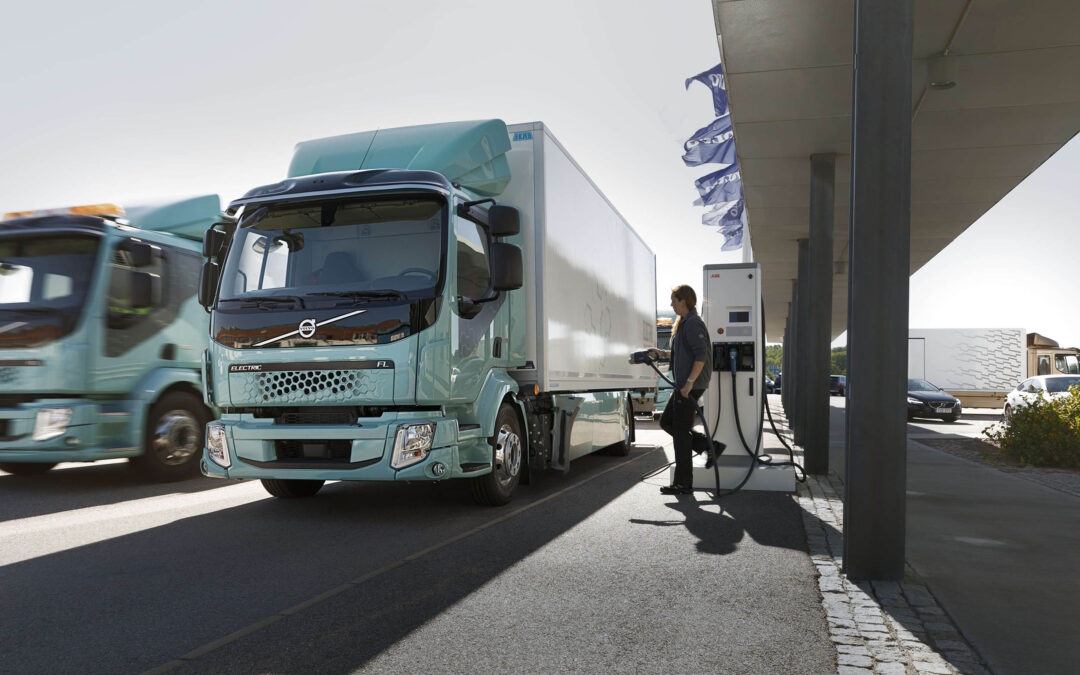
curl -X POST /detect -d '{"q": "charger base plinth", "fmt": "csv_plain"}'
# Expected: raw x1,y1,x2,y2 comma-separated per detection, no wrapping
670,455,795,493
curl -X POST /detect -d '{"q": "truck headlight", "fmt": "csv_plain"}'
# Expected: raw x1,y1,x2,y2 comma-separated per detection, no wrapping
33,407,72,441
391,423,435,469
206,422,231,468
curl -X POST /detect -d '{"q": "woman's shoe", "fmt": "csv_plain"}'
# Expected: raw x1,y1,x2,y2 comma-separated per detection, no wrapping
660,484,693,495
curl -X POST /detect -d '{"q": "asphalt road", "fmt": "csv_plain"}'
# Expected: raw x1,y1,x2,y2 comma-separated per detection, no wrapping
0,430,834,675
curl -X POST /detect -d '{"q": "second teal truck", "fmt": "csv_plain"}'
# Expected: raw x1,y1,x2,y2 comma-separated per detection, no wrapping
0,197,219,479
198,120,657,504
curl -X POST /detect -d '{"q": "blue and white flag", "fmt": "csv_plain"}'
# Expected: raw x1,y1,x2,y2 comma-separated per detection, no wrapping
720,227,743,252
695,167,742,206
702,199,744,230
681,120,737,167
701,199,746,251
685,62,727,117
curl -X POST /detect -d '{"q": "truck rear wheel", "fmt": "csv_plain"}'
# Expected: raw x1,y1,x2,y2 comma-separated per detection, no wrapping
131,391,207,482
605,399,635,457
261,479,325,499
0,462,57,476
469,403,522,506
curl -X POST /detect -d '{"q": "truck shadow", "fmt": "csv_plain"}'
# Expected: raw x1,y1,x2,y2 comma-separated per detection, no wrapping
0,447,669,674
0,462,261,523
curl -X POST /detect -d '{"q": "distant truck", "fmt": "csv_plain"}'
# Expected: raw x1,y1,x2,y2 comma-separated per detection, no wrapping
0,197,220,478
198,120,656,504
908,328,1080,408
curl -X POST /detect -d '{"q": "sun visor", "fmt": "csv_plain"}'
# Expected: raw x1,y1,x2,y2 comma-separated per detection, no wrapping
288,119,512,197
123,194,222,241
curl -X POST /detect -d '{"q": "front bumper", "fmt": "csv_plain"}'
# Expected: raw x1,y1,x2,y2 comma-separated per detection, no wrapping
202,412,489,482
907,401,962,419
0,399,139,462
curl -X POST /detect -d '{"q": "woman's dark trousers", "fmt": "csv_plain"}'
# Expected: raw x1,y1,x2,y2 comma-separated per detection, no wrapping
659,389,703,487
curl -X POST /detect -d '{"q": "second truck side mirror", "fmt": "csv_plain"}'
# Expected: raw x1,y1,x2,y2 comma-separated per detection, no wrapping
199,261,220,308
490,243,522,291
488,205,520,237
203,227,229,259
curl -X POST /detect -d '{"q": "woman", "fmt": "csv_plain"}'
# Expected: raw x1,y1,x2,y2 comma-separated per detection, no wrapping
650,284,712,495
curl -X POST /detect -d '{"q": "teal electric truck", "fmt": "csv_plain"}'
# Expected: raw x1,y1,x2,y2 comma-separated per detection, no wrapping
198,119,657,504
0,197,220,480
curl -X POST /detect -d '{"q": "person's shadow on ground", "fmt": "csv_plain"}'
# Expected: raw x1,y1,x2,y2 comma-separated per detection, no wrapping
630,489,822,556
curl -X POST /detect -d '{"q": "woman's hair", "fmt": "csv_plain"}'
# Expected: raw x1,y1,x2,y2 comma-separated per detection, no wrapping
670,284,697,333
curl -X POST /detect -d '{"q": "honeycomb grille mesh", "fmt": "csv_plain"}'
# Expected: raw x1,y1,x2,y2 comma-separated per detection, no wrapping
234,369,388,404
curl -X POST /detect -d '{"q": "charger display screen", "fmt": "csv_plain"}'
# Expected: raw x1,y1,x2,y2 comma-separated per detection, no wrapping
729,311,750,323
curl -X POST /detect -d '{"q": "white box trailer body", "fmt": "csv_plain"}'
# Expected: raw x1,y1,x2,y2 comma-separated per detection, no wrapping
908,328,1025,408
502,122,657,393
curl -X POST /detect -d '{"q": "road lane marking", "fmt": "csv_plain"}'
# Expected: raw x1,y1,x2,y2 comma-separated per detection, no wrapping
143,449,658,674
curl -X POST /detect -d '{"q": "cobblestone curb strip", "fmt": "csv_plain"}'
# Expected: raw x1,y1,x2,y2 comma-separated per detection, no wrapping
798,474,992,675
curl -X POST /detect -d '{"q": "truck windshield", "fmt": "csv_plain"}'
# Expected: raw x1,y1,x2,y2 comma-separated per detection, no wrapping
218,195,445,305
0,235,100,347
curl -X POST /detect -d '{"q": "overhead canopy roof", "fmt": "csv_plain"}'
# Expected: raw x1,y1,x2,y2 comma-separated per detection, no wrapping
712,0,1080,340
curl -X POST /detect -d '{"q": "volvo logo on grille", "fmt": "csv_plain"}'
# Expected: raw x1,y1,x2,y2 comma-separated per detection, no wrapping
298,318,317,339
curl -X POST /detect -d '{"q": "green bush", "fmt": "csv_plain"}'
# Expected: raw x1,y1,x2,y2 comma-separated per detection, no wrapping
983,385,1080,468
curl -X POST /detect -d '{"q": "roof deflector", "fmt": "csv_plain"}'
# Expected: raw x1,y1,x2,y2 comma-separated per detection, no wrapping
287,119,512,197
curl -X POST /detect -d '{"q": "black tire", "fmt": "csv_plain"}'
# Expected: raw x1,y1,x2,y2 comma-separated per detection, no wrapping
261,478,325,498
469,403,523,506
130,390,208,482
0,462,57,476
606,399,635,457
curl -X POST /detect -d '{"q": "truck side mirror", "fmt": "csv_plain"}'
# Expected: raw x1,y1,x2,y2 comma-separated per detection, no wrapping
120,239,155,267
110,270,159,310
488,205,520,237
203,228,228,259
199,261,220,308
490,242,522,291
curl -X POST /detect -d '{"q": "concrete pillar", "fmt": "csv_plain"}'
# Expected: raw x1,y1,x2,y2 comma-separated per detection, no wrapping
843,0,913,581
786,308,794,412
794,239,810,446
804,154,836,474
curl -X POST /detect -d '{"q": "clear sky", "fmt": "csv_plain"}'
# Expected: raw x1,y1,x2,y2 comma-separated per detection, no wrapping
1,0,1077,347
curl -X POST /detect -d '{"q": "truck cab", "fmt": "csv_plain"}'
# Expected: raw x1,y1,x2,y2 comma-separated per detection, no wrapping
199,120,651,504
0,198,219,479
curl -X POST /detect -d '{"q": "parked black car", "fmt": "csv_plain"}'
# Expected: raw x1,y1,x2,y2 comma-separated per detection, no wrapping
907,378,962,422
829,375,846,396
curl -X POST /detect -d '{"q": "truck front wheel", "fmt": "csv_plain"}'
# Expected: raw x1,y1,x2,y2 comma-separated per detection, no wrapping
261,479,325,499
131,391,207,482
470,403,522,506
0,462,57,476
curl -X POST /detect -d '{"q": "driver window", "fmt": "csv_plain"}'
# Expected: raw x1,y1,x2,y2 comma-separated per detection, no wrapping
0,264,32,302
1037,355,1051,375
456,219,490,299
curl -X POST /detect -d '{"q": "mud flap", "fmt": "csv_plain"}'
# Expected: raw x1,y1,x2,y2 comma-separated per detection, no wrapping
549,395,583,473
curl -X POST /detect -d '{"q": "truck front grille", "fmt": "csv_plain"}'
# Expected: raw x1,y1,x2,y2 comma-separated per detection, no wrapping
256,369,371,402
275,409,356,426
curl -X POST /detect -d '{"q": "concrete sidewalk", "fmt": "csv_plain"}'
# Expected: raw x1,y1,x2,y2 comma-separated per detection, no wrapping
823,399,1080,675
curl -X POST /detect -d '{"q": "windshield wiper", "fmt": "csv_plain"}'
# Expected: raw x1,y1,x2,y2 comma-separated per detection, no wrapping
309,289,408,304
0,307,58,315
220,295,307,309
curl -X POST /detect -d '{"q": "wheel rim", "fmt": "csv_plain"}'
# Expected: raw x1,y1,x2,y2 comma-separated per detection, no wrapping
493,423,522,487
151,410,201,466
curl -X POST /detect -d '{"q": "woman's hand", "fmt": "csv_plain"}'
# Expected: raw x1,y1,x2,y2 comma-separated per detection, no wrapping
647,348,661,361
